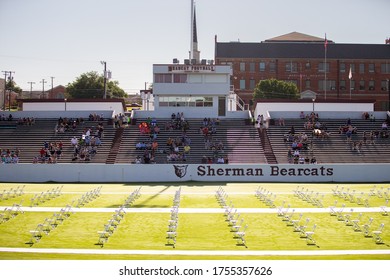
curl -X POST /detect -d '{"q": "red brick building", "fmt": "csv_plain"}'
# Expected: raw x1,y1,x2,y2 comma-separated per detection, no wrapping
214,32,390,110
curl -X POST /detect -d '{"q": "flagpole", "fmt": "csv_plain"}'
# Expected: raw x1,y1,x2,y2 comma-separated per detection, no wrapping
324,33,327,100
349,66,352,100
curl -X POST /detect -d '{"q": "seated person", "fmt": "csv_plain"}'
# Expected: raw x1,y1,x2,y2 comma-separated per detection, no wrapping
300,111,305,119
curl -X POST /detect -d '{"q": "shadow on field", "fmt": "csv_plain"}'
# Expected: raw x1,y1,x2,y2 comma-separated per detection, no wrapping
134,186,171,208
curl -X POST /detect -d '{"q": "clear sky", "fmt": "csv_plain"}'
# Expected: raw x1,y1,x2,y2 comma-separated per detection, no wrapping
0,0,389,95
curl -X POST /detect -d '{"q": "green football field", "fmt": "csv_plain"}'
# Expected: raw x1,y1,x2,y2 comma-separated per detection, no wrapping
0,182,389,260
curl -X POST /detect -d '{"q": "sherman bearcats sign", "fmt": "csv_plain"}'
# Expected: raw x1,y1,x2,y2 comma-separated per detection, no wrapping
195,165,334,177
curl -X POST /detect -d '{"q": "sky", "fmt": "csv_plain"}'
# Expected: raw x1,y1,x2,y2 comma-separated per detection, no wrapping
0,0,389,95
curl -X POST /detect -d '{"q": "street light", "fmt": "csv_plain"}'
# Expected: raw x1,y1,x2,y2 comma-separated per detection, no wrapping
64,98,67,111
312,97,316,113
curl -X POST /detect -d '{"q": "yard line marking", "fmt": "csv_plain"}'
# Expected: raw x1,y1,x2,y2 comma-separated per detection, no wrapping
0,247,389,256
0,206,385,213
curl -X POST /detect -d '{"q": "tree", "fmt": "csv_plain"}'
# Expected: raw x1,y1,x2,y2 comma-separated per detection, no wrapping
66,71,126,99
253,79,300,99
6,79,22,94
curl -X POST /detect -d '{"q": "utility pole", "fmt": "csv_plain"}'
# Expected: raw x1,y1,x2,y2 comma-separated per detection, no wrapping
27,82,35,99
101,61,107,99
2,71,7,110
40,79,47,99
50,76,55,98
2,70,15,111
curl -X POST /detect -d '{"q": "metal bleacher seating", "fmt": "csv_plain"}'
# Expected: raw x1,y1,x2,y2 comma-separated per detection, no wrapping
266,117,390,164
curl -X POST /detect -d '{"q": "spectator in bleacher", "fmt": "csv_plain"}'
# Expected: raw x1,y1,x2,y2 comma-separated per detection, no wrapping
288,126,295,135
369,113,376,122
310,157,317,164
278,117,285,126
381,121,388,130
71,136,78,146
300,111,305,119
201,155,207,164
135,156,142,164
362,112,369,120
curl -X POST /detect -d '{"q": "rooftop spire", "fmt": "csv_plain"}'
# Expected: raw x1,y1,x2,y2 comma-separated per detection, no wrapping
190,0,200,63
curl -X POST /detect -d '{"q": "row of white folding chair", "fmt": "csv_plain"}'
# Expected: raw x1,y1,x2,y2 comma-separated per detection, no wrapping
75,186,102,208
0,201,24,223
0,185,25,201
30,187,63,207
255,187,276,208
29,204,73,245
166,189,182,248
369,186,389,199
97,206,125,246
290,214,317,245
294,186,324,207
123,187,142,207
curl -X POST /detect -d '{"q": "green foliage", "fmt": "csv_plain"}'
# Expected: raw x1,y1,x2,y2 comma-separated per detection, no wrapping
66,71,126,99
6,79,22,94
253,79,299,99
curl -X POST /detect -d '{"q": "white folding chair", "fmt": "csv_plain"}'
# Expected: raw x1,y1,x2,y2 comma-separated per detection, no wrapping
292,213,304,231
29,224,44,244
336,204,346,221
304,224,317,245
380,200,388,216
363,217,374,237
351,213,363,232
233,224,248,239
97,230,110,246
372,223,385,244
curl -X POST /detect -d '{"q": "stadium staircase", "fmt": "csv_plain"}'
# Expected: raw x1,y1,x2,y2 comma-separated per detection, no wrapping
105,127,124,164
258,129,278,164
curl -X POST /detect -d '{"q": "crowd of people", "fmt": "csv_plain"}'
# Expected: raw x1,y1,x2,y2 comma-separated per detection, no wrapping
33,141,63,164
0,148,20,164
70,126,102,162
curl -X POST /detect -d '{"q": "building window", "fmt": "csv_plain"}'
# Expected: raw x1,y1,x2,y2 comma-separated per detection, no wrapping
173,74,187,83
368,80,375,91
319,80,335,91
381,63,390,74
359,80,365,90
340,63,346,73
269,62,276,72
249,79,256,90
249,62,255,72
285,62,297,72
240,62,246,72
340,80,346,90
381,80,389,91
318,62,329,73
305,79,311,89
239,79,246,90
305,62,311,70
154,74,172,83
359,63,365,74
159,96,213,107
351,80,355,90
368,63,375,73
259,62,266,72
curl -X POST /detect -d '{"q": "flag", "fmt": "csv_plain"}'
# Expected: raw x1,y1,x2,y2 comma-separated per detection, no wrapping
348,67,352,80
324,33,328,49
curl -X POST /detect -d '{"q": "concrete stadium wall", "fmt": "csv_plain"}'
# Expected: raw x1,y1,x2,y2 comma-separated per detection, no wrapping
1,111,114,119
254,102,375,120
0,163,389,183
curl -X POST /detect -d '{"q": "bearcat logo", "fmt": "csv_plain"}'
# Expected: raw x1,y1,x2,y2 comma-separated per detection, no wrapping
173,165,188,178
